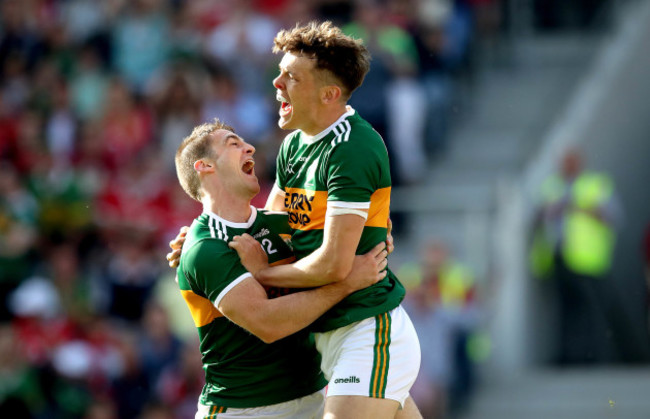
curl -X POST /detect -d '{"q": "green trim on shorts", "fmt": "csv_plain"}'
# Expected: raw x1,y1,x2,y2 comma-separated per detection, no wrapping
369,312,392,398
206,405,228,418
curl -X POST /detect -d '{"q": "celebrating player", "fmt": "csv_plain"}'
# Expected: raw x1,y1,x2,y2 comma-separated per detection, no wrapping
173,119,389,418
169,21,422,419
242,21,422,419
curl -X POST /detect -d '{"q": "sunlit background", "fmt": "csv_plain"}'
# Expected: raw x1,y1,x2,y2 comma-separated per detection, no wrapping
1,0,649,418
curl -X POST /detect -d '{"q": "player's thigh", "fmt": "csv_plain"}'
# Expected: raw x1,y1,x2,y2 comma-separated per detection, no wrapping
394,396,423,419
324,395,399,419
316,306,421,407
195,389,325,419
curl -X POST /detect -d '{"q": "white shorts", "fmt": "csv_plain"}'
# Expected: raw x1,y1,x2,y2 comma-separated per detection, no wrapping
195,389,325,419
314,305,421,406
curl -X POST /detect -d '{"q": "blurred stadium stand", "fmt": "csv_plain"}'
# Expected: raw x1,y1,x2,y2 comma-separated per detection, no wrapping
2,0,649,418
389,0,650,417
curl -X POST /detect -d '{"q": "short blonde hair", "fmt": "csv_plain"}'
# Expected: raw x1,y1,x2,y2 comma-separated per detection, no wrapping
175,119,235,202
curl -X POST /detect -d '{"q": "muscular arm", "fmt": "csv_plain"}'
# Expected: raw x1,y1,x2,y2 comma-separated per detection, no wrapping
254,212,366,288
265,185,286,212
218,241,385,343
219,276,354,343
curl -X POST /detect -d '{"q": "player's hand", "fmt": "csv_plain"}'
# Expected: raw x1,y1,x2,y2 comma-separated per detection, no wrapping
229,234,269,277
386,218,394,255
166,226,189,268
344,242,388,293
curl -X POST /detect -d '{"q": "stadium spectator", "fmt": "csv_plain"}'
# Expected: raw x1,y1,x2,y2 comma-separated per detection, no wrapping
403,241,480,418
530,149,627,363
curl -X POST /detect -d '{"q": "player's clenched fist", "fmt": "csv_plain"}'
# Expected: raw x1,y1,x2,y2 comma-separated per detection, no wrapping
229,234,269,276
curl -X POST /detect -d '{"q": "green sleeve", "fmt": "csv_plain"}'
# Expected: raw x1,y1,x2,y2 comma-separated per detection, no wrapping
182,241,250,304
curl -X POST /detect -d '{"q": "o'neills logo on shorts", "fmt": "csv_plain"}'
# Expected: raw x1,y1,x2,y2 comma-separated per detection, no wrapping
333,376,360,384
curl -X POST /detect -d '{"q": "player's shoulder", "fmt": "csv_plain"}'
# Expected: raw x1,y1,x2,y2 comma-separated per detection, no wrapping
281,129,302,146
329,112,384,151
183,217,233,260
182,236,232,264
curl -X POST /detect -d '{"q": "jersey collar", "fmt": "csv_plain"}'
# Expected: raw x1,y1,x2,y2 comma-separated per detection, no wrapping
204,205,257,229
302,106,355,145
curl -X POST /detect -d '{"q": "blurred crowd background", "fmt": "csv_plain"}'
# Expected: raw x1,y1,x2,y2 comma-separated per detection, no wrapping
0,0,645,418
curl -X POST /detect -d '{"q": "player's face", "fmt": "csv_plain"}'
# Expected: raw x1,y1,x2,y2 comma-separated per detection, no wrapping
273,52,323,134
210,130,259,198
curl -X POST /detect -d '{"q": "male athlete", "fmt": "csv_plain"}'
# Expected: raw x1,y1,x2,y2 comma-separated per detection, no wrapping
230,22,422,419
169,21,422,419
173,119,388,418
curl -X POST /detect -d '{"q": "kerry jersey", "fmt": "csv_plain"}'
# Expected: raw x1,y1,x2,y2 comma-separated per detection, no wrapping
275,108,405,332
177,207,327,408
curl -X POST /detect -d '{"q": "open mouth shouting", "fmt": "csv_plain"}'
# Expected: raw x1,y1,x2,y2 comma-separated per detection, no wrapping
276,92,292,119
242,158,255,177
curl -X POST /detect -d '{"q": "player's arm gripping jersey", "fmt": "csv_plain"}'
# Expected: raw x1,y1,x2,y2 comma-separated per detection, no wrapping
176,209,326,408
275,109,405,332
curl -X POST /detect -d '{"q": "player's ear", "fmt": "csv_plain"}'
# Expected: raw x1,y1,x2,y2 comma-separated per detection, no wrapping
194,159,214,173
321,85,342,104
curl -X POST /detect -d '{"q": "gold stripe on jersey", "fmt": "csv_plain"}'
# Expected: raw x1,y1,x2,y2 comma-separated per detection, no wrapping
283,188,328,231
366,187,391,228
284,187,390,231
181,290,223,327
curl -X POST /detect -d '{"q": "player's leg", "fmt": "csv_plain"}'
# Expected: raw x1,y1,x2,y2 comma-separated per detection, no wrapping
394,396,423,419
316,305,421,419
194,389,325,419
324,395,399,419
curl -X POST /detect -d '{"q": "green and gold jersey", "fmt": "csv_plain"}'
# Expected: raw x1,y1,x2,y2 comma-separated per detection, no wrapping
177,207,327,408
275,108,405,332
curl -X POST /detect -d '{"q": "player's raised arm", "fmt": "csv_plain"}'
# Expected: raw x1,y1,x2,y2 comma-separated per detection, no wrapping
265,184,286,212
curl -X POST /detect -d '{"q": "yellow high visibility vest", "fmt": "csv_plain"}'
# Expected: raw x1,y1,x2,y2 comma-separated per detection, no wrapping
439,262,475,308
562,173,615,276
536,172,616,277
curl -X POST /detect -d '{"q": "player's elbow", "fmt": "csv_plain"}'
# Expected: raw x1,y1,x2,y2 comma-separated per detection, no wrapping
322,260,352,283
254,330,275,344
252,325,286,344
244,313,290,343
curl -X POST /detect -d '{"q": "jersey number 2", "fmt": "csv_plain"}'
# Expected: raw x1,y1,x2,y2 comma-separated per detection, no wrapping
262,238,277,255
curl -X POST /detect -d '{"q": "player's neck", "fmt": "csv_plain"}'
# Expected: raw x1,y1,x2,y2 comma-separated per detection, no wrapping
302,103,348,137
203,192,253,224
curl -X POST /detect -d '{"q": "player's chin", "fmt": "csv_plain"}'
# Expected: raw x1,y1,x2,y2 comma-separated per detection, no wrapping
246,178,260,195
277,114,293,130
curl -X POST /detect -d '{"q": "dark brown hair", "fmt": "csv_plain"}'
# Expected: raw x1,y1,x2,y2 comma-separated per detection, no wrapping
273,21,370,99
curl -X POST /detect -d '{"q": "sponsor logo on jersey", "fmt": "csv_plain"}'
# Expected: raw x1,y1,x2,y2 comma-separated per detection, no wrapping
285,191,314,227
283,188,327,230
253,228,270,239
333,376,361,384
282,187,392,230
